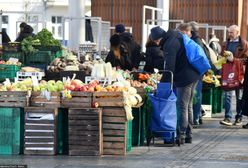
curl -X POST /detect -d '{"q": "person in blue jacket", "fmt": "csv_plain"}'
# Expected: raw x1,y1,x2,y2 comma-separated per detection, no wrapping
150,26,201,144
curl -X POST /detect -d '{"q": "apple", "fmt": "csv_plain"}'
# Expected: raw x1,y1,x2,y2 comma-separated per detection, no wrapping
92,102,99,108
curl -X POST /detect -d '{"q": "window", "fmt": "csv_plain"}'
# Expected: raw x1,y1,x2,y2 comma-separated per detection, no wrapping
51,16,63,39
2,15,8,24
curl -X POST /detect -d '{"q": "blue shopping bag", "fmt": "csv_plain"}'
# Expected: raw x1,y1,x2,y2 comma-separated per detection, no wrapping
182,34,211,76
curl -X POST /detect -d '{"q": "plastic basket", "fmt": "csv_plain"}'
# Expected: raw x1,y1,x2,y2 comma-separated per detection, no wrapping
0,64,21,81
0,108,24,155
25,51,52,65
126,120,132,152
2,51,24,63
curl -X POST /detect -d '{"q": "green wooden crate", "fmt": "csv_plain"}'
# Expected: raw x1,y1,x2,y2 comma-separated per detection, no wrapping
0,64,21,81
0,108,24,155
126,120,132,152
25,51,52,65
2,51,24,63
202,87,213,105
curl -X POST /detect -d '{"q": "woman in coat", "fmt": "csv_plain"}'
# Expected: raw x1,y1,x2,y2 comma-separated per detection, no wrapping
144,35,164,73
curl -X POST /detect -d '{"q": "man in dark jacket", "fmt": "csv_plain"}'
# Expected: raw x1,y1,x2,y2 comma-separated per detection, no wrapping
15,25,35,42
150,26,200,144
220,25,248,126
1,28,11,43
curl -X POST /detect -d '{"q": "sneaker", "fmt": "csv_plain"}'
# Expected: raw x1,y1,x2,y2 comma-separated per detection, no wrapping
185,137,192,143
220,118,232,126
233,118,242,126
199,118,203,125
242,123,248,129
180,137,185,145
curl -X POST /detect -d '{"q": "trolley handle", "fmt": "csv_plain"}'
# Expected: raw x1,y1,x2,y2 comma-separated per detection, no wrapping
158,70,174,90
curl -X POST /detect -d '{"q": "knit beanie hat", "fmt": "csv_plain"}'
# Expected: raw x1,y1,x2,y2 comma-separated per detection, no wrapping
115,24,126,33
150,26,165,41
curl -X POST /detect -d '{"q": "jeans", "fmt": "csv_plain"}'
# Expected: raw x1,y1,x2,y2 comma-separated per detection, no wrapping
177,81,198,138
193,79,203,123
224,89,243,120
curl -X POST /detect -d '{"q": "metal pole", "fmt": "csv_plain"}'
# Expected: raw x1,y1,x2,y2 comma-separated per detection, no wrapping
97,18,102,57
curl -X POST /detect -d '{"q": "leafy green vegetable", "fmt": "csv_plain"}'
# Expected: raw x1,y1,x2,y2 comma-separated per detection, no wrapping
35,29,61,47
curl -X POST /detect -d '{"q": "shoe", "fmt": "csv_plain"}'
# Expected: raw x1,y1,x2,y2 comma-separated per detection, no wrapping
201,109,206,116
193,120,200,125
199,118,203,125
233,118,242,126
220,118,232,126
185,137,192,143
180,137,185,145
242,123,248,129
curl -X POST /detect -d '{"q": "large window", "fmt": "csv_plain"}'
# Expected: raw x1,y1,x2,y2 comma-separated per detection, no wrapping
51,16,62,39
2,15,9,33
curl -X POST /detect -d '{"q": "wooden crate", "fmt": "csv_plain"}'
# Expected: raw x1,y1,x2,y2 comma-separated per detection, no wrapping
62,92,92,108
0,91,29,107
102,107,127,155
68,108,102,156
30,92,60,108
93,92,124,107
24,107,58,155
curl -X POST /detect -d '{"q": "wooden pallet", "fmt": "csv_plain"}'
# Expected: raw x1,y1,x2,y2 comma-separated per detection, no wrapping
0,91,29,107
93,92,124,107
30,92,60,108
24,107,58,155
62,92,92,108
102,107,127,155
68,108,102,156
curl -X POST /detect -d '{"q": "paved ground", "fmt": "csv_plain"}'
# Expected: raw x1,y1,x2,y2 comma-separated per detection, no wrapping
0,114,248,168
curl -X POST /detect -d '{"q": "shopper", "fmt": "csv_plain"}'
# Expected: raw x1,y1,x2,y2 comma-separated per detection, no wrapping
176,23,192,38
209,33,222,56
220,25,248,126
150,26,200,144
115,24,142,70
1,28,11,43
144,35,164,72
15,24,35,42
105,34,133,71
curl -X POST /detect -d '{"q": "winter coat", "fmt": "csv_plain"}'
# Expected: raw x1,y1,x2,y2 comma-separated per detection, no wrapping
221,37,248,62
15,25,35,42
1,29,11,43
144,43,164,72
105,45,133,71
160,30,200,87
119,32,141,69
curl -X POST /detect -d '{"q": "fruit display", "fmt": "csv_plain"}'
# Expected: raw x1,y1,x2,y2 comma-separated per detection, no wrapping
0,78,33,91
33,80,64,92
203,70,221,87
0,60,22,66
138,73,150,81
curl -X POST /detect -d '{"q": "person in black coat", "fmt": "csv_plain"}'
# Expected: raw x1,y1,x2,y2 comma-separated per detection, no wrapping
150,26,200,144
15,25,35,42
105,34,133,71
144,35,164,72
1,28,11,43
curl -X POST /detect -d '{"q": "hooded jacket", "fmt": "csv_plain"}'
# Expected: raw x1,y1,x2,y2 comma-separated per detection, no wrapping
160,30,200,87
15,25,35,42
